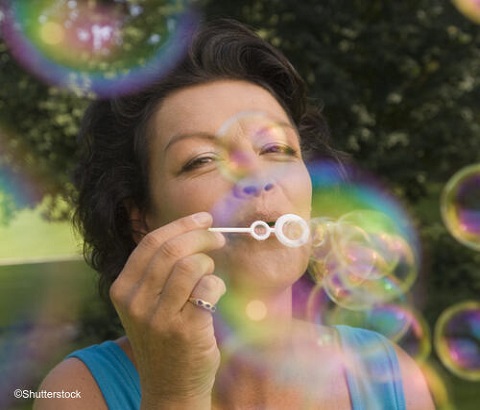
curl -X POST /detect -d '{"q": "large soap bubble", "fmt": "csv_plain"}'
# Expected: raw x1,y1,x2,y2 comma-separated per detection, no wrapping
1,0,198,98
307,161,420,310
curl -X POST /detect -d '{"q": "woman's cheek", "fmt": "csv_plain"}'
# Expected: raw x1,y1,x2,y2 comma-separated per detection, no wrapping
289,164,312,217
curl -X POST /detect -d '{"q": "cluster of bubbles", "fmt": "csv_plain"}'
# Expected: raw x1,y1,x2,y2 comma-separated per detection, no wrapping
434,163,480,382
300,161,432,361
308,209,418,311
1,0,198,98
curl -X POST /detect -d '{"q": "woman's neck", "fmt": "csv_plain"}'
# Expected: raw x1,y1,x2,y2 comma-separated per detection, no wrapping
214,286,294,348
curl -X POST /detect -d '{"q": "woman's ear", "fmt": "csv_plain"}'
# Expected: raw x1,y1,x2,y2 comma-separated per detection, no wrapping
124,199,149,244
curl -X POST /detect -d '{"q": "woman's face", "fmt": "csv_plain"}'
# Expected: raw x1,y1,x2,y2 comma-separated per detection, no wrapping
144,80,312,292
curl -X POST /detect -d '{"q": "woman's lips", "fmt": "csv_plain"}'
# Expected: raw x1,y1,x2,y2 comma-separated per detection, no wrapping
230,211,284,228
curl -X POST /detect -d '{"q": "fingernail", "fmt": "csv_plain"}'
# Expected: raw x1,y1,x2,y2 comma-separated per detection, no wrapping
192,212,211,225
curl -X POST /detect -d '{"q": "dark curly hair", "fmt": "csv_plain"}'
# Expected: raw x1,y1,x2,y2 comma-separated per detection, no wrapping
73,18,343,303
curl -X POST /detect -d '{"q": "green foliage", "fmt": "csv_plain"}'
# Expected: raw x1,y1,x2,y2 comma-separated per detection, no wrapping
204,0,480,200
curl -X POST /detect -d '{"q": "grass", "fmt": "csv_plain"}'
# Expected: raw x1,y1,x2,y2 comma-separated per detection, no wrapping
0,206,81,263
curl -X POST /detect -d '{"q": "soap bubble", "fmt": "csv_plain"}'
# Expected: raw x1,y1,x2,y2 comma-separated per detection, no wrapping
306,284,431,363
307,161,420,310
452,0,480,24
441,163,480,251
1,0,198,98
434,301,480,381
216,111,299,183
307,285,411,341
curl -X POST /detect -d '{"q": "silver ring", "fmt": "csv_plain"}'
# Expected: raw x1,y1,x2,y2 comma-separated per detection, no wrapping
188,297,216,313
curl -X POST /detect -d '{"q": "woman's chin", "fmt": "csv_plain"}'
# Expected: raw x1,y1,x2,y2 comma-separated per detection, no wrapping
212,240,309,293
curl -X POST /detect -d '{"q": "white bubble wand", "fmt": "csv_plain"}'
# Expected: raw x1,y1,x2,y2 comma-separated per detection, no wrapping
208,213,310,248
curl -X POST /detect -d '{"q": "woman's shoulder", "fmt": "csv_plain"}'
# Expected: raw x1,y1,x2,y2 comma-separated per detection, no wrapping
334,325,434,410
392,343,435,410
33,354,107,409
34,338,140,410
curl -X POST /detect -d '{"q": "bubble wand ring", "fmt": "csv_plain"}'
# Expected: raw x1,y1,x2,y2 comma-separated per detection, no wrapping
209,213,310,248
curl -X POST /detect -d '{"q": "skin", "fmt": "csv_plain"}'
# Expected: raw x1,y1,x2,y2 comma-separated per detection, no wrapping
34,80,435,409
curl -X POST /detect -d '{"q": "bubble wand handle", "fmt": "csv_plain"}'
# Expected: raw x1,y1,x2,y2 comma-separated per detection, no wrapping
208,214,310,248
208,227,252,233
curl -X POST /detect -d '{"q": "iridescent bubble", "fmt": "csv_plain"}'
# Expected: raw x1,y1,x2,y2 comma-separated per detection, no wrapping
1,0,198,97
441,163,480,251
392,307,431,362
308,161,417,242
308,217,336,282
307,161,420,310
452,0,480,24
216,111,299,183
434,301,480,381
306,285,412,341
321,258,407,310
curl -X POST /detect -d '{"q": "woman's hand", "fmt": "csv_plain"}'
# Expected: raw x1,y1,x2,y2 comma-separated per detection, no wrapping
109,212,226,409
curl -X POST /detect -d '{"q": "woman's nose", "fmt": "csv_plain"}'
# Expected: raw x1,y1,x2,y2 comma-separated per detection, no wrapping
233,178,275,198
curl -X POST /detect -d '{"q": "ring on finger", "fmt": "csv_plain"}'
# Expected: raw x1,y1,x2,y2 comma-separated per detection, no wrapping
188,297,217,313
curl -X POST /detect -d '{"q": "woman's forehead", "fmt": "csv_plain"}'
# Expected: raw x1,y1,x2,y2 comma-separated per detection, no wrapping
150,79,292,149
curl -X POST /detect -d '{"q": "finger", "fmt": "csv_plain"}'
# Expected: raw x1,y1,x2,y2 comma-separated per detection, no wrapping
110,212,215,308
113,253,215,329
119,212,214,284
134,229,225,300
159,253,221,313
185,274,226,318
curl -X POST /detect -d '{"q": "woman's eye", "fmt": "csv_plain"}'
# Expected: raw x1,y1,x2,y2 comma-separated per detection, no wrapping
181,154,219,172
261,143,298,157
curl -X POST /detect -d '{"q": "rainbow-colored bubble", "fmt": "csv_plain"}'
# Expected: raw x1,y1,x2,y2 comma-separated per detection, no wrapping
452,0,480,24
434,300,480,381
307,161,419,310
441,163,480,251
1,0,198,97
215,111,299,184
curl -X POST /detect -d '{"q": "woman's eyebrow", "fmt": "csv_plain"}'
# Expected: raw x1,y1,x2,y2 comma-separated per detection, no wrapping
163,132,218,153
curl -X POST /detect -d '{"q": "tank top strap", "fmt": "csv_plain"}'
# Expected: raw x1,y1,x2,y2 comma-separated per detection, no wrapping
66,341,141,409
335,325,406,410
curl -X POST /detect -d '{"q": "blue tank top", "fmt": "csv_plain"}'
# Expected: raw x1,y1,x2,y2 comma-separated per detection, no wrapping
66,325,405,409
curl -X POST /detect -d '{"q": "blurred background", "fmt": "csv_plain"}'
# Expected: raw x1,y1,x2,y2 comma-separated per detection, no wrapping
1,0,479,408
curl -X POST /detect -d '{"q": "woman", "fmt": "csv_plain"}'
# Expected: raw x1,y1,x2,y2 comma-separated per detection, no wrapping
35,19,434,409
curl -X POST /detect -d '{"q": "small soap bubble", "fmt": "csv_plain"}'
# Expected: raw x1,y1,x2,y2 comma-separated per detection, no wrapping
441,163,480,251
434,301,480,381
1,0,198,98
452,0,480,24
216,112,298,183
